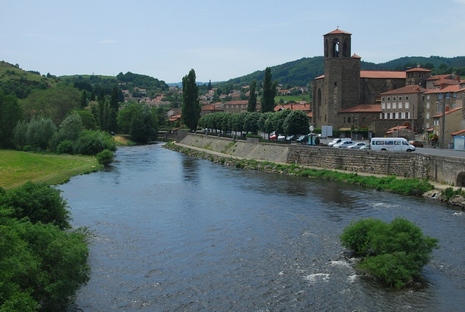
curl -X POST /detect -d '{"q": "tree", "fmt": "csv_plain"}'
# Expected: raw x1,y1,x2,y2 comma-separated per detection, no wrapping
0,182,71,229
182,69,201,131
80,90,88,108
247,80,257,112
261,67,278,113
243,112,260,134
128,104,158,144
207,80,212,91
108,85,120,133
0,90,22,148
283,110,309,135
340,217,439,288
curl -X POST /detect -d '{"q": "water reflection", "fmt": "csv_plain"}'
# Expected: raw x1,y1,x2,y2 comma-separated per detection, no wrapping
60,144,465,311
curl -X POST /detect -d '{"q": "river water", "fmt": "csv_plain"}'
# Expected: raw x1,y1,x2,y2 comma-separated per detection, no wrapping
60,144,465,311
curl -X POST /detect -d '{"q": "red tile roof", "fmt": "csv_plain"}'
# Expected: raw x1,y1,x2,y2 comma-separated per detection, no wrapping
432,107,462,118
405,67,431,73
360,70,406,79
424,85,463,94
339,104,381,113
274,103,311,112
451,129,465,136
326,28,351,35
381,85,425,95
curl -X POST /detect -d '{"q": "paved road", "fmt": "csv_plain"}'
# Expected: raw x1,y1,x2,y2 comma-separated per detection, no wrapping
413,146,465,158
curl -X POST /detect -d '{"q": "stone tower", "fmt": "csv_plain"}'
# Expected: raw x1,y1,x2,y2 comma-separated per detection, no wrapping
314,29,361,128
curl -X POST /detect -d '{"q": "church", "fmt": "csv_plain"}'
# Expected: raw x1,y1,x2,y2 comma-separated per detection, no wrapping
312,28,408,135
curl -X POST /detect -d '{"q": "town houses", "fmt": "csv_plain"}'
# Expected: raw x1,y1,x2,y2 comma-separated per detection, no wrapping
312,28,465,148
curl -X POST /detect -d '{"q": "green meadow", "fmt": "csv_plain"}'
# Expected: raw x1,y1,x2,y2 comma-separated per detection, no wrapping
0,150,101,189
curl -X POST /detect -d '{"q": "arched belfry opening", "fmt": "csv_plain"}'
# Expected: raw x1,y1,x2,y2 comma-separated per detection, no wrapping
331,38,340,57
456,172,465,187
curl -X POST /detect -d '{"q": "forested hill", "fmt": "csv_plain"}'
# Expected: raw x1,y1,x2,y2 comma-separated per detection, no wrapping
220,55,465,87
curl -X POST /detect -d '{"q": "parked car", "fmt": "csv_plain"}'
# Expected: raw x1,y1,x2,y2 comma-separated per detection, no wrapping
269,132,277,140
328,138,342,147
334,140,355,148
286,135,297,141
277,134,286,141
409,140,424,147
296,135,309,144
347,142,368,149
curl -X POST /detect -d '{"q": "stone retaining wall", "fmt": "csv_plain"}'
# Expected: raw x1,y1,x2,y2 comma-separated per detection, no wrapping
179,133,465,186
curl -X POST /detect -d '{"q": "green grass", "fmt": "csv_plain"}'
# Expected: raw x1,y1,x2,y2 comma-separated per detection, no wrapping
275,94,311,104
0,150,101,189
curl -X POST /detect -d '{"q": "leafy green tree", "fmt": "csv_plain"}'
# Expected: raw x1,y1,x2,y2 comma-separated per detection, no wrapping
182,69,201,131
0,90,22,148
50,113,83,152
74,130,116,155
340,217,439,288
20,84,81,126
243,112,260,134
247,80,257,112
283,110,309,135
129,104,158,144
261,67,278,113
75,109,97,130
80,90,88,108
13,116,57,151
0,182,70,229
108,85,120,133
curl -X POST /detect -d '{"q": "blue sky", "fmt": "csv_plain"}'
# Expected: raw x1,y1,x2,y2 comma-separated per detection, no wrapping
1,0,465,83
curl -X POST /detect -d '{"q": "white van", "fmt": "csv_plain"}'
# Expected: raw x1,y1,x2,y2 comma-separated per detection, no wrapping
370,137,416,152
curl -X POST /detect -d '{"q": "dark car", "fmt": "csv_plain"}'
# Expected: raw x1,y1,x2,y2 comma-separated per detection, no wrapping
409,140,424,148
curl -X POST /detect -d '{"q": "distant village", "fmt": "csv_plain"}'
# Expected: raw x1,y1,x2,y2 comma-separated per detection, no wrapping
119,28,465,149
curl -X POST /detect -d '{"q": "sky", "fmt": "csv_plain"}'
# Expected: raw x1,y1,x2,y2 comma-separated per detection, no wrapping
1,0,465,83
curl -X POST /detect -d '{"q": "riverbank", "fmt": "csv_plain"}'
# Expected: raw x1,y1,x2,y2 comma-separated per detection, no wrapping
0,150,101,189
165,140,465,208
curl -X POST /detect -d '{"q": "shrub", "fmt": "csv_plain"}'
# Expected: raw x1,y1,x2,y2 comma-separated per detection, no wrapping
0,182,70,230
96,149,115,165
340,217,439,288
55,140,74,154
74,130,116,155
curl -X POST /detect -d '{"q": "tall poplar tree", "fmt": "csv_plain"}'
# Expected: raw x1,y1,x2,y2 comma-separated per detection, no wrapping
261,67,278,113
182,69,201,131
247,80,257,112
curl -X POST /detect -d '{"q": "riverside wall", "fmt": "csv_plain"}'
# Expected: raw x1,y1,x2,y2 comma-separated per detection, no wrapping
178,133,465,186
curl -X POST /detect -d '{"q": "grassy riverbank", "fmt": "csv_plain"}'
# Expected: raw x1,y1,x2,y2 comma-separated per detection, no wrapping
165,142,434,197
0,150,101,189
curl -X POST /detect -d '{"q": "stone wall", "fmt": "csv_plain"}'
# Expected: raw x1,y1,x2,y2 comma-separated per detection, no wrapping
179,134,465,186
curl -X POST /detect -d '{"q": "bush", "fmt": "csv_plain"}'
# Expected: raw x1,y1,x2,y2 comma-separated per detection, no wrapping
96,149,115,165
55,139,74,154
340,217,439,288
74,130,116,155
0,182,70,230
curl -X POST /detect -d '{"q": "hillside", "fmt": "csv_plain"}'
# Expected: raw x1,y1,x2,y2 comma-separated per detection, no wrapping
219,55,465,87
0,61,59,98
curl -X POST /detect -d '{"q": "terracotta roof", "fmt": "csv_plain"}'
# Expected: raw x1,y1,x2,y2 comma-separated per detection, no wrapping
325,28,351,35
432,107,462,118
224,100,248,105
314,70,406,81
381,85,426,96
451,129,465,136
352,54,362,59
405,67,431,73
424,85,463,94
427,74,452,81
339,104,381,113
274,103,311,112
360,70,406,79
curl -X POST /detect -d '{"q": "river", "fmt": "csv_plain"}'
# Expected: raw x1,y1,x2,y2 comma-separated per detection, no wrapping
60,144,465,311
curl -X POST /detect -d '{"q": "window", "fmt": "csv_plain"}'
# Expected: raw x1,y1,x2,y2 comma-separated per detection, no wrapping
387,97,391,101
393,96,396,100
405,102,409,109
387,103,391,109
399,103,403,109
426,102,430,109
406,96,409,100
406,112,409,119
399,96,403,100
381,103,385,109
393,103,397,109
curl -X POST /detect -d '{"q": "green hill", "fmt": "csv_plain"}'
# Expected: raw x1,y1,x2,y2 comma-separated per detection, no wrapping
0,61,58,98
219,55,465,88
